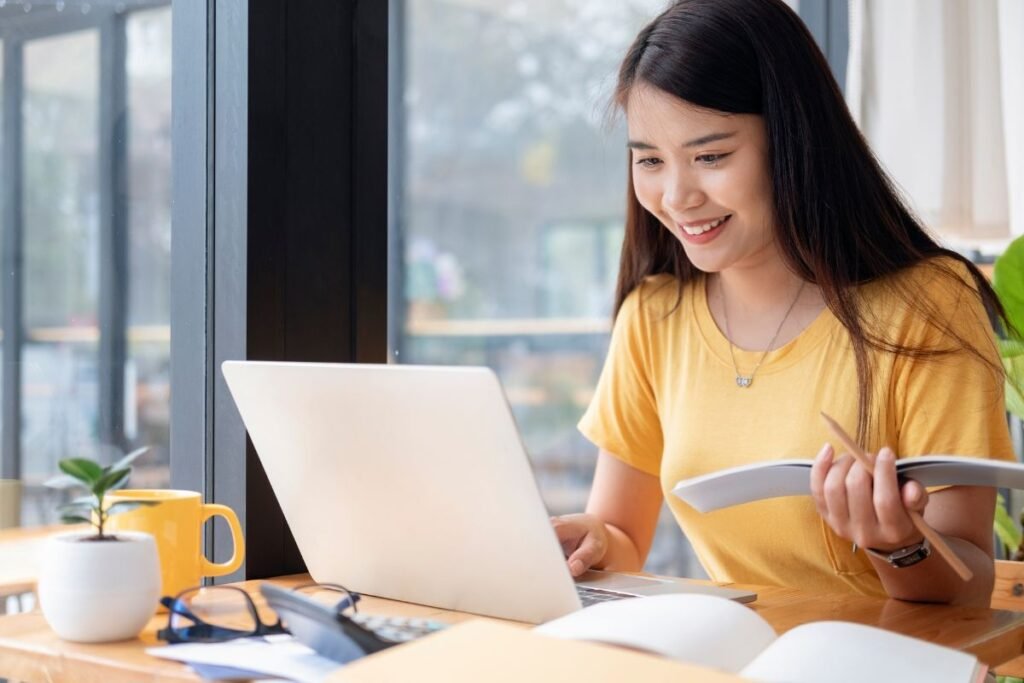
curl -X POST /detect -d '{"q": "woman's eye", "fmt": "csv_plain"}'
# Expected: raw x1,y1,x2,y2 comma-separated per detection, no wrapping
634,157,662,169
696,153,729,166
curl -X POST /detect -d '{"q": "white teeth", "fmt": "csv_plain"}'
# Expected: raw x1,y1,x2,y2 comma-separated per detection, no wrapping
682,215,729,235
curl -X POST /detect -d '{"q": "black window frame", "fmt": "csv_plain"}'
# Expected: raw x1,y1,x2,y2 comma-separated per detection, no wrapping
171,0,389,580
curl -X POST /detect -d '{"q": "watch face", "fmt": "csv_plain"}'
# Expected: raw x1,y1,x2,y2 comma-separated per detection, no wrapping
891,544,931,568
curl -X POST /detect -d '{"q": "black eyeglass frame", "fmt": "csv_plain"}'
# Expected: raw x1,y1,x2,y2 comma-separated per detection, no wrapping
156,582,361,644
157,585,286,644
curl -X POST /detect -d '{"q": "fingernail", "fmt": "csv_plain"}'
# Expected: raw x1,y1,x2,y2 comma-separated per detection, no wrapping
877,448,894,464
570,559,583,576
816,443,833,462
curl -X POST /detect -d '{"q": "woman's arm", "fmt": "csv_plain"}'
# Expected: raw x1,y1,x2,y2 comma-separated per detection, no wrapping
552,450,663,576
872,485,995,605
811,444,995,605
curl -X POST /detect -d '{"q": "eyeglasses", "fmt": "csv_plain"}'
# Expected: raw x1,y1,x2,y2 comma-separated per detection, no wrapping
156,582,361,644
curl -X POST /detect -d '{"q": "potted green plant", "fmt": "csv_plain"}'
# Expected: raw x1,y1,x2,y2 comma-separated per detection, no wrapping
37,448,162,642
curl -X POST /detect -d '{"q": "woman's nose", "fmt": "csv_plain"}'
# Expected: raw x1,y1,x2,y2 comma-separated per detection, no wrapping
662,173,704,213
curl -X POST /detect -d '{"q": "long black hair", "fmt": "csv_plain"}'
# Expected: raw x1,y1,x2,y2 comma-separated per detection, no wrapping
612,0,1008,443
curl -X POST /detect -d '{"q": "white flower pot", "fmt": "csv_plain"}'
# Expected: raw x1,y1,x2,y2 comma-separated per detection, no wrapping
37,530,161,642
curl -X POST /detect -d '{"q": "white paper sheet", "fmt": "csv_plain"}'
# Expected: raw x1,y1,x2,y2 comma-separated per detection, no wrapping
535,594,777,673
146,634,342,683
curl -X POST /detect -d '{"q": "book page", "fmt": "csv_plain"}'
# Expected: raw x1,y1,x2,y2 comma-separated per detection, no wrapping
673,456,1024,513
739,621,981,683
899,457,1024,489
534,594,777,673
672,461,812,512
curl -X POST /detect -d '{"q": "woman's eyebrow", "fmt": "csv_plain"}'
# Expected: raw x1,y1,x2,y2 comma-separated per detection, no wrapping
626,140,656,150
682,131,737,147
626,131,738,150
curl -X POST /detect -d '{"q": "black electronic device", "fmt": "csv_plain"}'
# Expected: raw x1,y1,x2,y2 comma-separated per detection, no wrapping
259,583,446,664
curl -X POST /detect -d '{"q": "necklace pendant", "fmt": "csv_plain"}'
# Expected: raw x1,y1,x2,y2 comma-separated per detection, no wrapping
736,375,753,388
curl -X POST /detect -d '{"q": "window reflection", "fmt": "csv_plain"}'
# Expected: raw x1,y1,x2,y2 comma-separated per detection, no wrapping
126,7,172,489
395,0,701,576
0,3,172,530
23,30,102,523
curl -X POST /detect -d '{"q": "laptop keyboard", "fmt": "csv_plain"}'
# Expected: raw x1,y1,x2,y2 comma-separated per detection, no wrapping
576,585,637,607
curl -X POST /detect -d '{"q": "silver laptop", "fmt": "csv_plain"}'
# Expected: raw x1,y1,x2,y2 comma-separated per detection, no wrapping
221,361,756,624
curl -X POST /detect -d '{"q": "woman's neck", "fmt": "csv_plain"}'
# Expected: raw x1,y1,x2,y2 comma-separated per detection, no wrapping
707,255,826,352
712,260,807,316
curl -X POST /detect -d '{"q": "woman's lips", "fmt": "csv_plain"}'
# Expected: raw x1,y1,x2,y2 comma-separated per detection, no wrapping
677,214,730,244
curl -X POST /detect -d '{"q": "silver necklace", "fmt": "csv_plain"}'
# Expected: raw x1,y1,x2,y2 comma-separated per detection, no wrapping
720,279,806,388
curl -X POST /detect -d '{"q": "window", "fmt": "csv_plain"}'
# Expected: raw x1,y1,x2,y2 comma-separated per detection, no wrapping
392,0,699,576
0,2,172,531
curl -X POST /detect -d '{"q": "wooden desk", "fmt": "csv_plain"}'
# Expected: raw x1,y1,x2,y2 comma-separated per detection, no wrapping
0,524,87,612
1,573,1023,682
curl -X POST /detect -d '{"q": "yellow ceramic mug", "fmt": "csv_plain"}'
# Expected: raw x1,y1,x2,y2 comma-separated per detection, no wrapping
105,489,245,599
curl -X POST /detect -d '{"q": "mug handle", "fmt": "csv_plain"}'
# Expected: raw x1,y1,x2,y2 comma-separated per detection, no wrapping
199,503,246,577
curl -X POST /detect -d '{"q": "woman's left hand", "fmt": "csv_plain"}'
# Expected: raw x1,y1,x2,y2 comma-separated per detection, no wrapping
809,443,928,551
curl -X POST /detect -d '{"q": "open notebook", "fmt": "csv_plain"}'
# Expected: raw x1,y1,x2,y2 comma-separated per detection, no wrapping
534,594,987,683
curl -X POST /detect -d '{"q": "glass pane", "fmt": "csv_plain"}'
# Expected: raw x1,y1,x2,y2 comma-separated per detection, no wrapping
394,1,701,576
0,5,173,554
126,6,172,489
23,30,102,525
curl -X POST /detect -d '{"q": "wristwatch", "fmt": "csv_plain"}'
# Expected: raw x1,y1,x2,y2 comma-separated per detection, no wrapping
865,538,931,568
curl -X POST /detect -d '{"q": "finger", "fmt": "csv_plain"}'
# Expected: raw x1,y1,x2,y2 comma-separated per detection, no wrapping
872,447,908,534
901,479,928,513
550,516,574,538
809,443,834,517
567,533,605,577
551,519,588,559
822,453,856,527
845,459,877,541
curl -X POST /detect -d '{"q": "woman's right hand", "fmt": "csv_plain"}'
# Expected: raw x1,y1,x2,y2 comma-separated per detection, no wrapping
551,513,610,577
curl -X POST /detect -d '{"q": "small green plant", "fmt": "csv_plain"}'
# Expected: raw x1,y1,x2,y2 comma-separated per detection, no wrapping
44,447,157,541
995,493,1024,561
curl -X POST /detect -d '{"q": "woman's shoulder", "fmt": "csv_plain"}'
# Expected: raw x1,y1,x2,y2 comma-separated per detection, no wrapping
859,255,990,343
861,255,979,310
620,273,694,319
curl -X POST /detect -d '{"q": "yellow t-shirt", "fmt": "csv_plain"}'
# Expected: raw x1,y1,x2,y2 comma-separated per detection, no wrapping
578,259,1015,597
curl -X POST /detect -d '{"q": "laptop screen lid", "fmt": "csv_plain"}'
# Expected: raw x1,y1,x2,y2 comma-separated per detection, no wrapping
221,360,582,623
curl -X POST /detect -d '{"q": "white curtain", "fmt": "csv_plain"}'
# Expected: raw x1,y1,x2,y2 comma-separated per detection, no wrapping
846,0,1024,249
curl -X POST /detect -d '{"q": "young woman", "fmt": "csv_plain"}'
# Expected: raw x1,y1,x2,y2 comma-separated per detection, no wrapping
553,0,1014,606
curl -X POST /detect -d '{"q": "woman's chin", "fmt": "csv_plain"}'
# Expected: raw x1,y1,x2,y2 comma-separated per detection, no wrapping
677,243,729,274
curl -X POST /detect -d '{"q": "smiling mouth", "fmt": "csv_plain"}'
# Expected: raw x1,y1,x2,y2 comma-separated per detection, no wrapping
680,214,731,235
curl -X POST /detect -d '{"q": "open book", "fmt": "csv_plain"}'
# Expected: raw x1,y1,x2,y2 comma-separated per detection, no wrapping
534,593,987,683
672,455,1024,512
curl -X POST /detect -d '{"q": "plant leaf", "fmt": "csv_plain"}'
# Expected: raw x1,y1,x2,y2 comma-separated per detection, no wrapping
60,514,94,526
995,499,1022,554
994,235,1024,338
44,474,84,489
57,502,95,517
59,458,104,485
1000,339,1024,421
91,468,130,496
105,500,160,517
109,445,150,472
